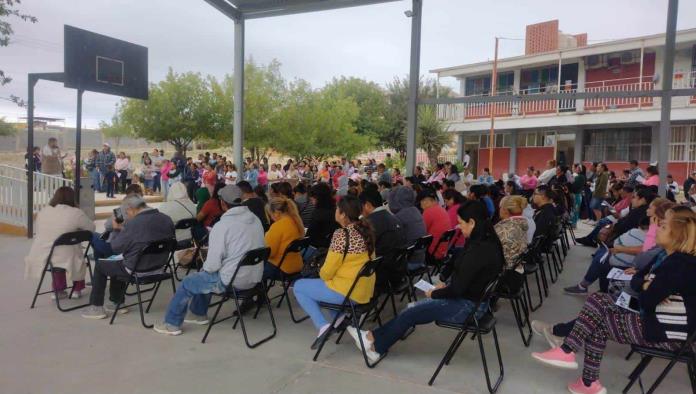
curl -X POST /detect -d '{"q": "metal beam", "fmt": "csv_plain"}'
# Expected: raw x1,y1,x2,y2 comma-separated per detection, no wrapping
241,0,400,19
75,89,84,204
233,17,245,172
204,0,242,20
419,88,696,105
658,0,678,197
405,0,422,176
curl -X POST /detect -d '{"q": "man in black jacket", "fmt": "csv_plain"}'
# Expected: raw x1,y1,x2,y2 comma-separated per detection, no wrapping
82,195,175,319
532,186,558,240
359,188,406,288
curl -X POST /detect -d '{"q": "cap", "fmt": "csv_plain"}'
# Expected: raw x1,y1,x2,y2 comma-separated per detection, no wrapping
219,185,243,204
103,142,110,147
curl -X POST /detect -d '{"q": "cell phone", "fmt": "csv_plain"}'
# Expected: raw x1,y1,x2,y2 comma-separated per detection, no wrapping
113,208,124,224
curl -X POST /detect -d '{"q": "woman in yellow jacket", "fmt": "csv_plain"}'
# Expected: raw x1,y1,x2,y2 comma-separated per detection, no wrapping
264,197,305,280
294,195,376,349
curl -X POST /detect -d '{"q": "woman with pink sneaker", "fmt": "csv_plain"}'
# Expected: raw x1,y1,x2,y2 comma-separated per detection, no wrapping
531,206,696,394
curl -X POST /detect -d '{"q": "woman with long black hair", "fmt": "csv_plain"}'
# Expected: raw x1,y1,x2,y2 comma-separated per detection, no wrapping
346,200,504,362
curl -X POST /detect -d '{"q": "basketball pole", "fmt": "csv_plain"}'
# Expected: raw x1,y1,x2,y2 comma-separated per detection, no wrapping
488,37,499,176
75,89,83,205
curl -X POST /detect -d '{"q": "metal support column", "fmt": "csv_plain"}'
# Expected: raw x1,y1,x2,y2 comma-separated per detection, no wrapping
456,133,465,162
509,131,517,175
27,75,38,238
574,129,584,164
658,0,678,197
233,17,245,172
75,89,84,204
405,0,422,176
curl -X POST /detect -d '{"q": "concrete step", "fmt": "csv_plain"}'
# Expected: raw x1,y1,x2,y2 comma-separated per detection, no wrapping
94,193,163,207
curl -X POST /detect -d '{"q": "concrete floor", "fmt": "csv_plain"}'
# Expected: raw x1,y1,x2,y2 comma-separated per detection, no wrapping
2,225,691,394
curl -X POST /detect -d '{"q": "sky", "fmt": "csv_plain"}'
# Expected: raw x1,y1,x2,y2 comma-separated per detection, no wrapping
1,0,695,128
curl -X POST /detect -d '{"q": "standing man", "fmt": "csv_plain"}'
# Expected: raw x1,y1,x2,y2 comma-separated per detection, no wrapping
463,150,471,169
151,148,163,194
41,137,65,176
626,160,644,187
96,143,116,192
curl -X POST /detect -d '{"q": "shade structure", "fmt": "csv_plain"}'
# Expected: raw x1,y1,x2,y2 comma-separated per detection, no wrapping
206,0,401,19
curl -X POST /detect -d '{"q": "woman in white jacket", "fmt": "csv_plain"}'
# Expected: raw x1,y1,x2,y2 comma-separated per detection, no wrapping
157,181,197,242
25,187,95,299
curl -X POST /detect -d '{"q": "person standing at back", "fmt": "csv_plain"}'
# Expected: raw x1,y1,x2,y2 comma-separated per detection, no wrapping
96,143,115,191
41,137,65,176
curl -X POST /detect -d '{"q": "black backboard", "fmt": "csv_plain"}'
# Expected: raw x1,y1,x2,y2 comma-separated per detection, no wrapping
64,25,148,100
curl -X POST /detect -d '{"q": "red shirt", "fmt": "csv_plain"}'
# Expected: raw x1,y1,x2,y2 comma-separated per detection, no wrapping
423,204,452,259
199,198,223,227
203,170,217,187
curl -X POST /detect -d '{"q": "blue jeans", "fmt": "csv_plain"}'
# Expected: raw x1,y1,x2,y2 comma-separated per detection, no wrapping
571,193,582,226
372,297,486,355
89,169,101,192
581,246,611,291
153,172,161,192
293,278,346,330
164,271,226,328
91,233,113,259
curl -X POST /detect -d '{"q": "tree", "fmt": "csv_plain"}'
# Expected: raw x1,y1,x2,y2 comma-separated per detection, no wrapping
1,0,36,106
243,59,286,161
0,116,15,135
417,106,452,167
322,77,388,142
117,69,220,154
98,116,132,151
381,76,453,158
271,80,368,161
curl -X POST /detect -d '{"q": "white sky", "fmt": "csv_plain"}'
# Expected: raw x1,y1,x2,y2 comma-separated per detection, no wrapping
0,0,695,128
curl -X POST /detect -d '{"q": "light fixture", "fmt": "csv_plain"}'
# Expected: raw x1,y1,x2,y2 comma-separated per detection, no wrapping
404,10,413,17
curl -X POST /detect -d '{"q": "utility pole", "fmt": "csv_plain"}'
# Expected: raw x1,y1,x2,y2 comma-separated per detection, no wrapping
488,37,499,174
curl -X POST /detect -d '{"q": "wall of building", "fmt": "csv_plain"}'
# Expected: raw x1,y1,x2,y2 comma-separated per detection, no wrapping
516,147,555,174
585,53,656,84
477,148,511,179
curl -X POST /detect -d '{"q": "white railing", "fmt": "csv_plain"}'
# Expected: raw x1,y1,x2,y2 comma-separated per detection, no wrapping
0,164,73,229
438,72,696,123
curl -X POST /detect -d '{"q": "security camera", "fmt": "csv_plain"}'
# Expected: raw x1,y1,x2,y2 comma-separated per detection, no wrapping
404,10,413,17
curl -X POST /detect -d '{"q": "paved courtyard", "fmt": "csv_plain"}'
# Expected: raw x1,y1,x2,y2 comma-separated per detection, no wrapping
1,224,691,394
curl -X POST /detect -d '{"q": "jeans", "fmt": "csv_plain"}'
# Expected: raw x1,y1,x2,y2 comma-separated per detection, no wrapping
372,297,486,355
89,169,101,192
153,172,161,192
293,278,346,330
164,271,226,328
583,187,594,221
581,246,611,291
91,233,113,260
571,193,582,226
89,259,129,306
161,178,170,200
105,179,115,198
118,170,128,193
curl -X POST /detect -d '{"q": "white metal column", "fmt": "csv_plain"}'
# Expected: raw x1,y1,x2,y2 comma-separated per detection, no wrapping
233,17,245,172
658,0,678,196
405,0,422,175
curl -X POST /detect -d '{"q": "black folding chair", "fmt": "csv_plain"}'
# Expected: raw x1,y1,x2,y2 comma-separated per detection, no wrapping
313,256,385,368
109,239,177,328
30,230,94,312
494,257,532,347
429,277,504,393
172,218,206,281
426,229,457,276
403,235,434,301
268,237,310,323
201,247,277,348
373,247,412,322
523,236,546,311
622,330,696,394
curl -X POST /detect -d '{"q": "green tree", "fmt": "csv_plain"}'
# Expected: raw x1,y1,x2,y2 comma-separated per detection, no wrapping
0,116,15,135
271,80,368,161
117,69,219,154
417,106,452,167
243,59,286,161
322,76,387,142
381,76,453,158
98,115,132,151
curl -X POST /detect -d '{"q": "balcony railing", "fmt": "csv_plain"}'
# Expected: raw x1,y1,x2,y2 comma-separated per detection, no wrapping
438,73,696,123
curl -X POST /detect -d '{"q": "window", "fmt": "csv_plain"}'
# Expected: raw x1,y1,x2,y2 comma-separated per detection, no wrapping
669,125,696,162
583,127,651,162
465,72,514,96
521,65,559,93
517,131,555,147
480,133,511,148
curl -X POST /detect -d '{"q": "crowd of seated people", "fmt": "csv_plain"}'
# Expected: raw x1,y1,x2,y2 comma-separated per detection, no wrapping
25,154,696,393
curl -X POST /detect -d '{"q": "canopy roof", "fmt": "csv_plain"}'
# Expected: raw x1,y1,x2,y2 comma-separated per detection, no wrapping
205,0,400,20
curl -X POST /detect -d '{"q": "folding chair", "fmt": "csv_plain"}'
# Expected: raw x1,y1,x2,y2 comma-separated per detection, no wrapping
109,238,177,328
201,247,277,348
30,230,94,312
429,277,504,393
373,247,412,321
622,330,696,394
426,229,457,276
494,259,532,347
404,235,434,301
313,256,385,368
172,218,207,281
523,236,546,311
269,237,310,323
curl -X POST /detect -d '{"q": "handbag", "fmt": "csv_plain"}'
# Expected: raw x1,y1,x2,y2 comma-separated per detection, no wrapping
301,228,349,278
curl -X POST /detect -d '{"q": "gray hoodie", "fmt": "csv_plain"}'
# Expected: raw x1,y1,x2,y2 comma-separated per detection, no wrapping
388,186,427,265
203,205,265,289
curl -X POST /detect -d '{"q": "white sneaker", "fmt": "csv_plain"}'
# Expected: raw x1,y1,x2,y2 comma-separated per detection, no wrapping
81,306,107,319
70,290,83,299
531,320,564,348
183,313,209,325
346,326,381,363
105,301,129,315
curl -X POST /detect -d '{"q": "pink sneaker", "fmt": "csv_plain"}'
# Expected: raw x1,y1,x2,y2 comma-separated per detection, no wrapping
567,377,607,394
531,347,578,369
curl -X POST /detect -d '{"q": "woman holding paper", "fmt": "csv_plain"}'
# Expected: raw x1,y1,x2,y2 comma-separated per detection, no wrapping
345,200,504,363
532,206,696,394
